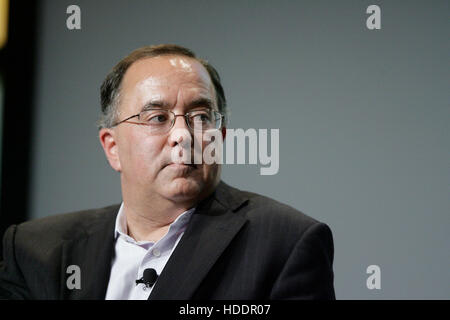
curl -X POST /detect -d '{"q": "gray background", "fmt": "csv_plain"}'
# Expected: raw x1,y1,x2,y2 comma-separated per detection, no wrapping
28,0,449,299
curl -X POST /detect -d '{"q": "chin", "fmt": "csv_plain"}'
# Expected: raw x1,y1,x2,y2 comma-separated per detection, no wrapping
164,178,204,202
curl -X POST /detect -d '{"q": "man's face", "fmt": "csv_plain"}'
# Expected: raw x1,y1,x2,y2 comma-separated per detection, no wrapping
101,55,223,204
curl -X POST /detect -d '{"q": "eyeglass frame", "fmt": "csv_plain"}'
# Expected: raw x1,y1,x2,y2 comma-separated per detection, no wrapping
111,108,225,133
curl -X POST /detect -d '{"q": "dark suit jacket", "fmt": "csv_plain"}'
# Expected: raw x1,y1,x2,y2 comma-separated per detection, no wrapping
0,181,335,300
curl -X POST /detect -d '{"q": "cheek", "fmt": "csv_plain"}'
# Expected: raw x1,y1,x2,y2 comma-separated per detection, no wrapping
199,132,222,161
199,136,221,180
119,132,166,174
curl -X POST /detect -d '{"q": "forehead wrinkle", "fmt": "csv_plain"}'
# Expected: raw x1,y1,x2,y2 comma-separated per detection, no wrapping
136,75,214,111
141,93,215,113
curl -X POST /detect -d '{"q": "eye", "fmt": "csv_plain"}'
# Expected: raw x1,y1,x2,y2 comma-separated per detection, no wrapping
150,114,169,123
191,111,211,123
141,111,170,124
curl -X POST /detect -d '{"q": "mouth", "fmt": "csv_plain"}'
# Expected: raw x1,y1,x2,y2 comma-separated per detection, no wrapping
166,162,198,170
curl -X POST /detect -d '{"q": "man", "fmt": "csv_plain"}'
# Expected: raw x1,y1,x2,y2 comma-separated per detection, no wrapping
0,44,335,299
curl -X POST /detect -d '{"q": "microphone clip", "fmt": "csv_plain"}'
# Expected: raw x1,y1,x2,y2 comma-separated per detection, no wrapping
135,268,159,288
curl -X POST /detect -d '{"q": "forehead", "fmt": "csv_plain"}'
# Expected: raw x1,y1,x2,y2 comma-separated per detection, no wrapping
121,55,214,98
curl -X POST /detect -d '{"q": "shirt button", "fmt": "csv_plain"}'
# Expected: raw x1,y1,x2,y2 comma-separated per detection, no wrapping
152,248,161,257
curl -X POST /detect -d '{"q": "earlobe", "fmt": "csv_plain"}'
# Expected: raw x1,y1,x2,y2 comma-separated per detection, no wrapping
99,128,122,172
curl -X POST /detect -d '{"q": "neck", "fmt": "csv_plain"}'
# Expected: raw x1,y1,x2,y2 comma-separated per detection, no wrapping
120,178,219,242
122,201,191,242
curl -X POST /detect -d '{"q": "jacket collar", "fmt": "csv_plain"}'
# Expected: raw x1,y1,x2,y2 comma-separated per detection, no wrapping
60,181,248,300
149,181,249,299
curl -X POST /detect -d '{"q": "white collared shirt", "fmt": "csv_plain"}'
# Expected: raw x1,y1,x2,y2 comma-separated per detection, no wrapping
105,203,194,300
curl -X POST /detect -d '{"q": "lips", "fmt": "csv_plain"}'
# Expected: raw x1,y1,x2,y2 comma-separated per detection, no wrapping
166,162,198,169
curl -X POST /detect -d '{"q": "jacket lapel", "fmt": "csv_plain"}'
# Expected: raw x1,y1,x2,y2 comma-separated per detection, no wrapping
149,181,249,300
60,205,119,299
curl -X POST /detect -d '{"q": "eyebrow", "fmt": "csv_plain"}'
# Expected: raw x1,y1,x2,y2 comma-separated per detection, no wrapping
141,97,215,112
187,97,214,110
141,100,170,111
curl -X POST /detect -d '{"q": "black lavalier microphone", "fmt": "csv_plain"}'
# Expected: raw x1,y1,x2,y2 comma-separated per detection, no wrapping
135,268,159,288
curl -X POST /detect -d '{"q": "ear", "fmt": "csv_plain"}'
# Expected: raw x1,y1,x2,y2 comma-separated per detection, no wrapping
99,128,122,172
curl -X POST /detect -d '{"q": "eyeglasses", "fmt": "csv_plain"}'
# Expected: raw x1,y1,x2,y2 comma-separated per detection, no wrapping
112,109,224,134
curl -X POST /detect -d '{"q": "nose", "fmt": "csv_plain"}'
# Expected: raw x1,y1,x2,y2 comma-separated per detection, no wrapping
168,115,192,147
173,114,190,129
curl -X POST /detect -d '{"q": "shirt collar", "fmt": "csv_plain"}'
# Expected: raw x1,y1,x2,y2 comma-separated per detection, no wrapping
114,202,195,243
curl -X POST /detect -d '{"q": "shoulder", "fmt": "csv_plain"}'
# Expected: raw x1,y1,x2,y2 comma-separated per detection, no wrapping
217,182,328,238
215,182,334,274
246,190,320,233
10,204,120,248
